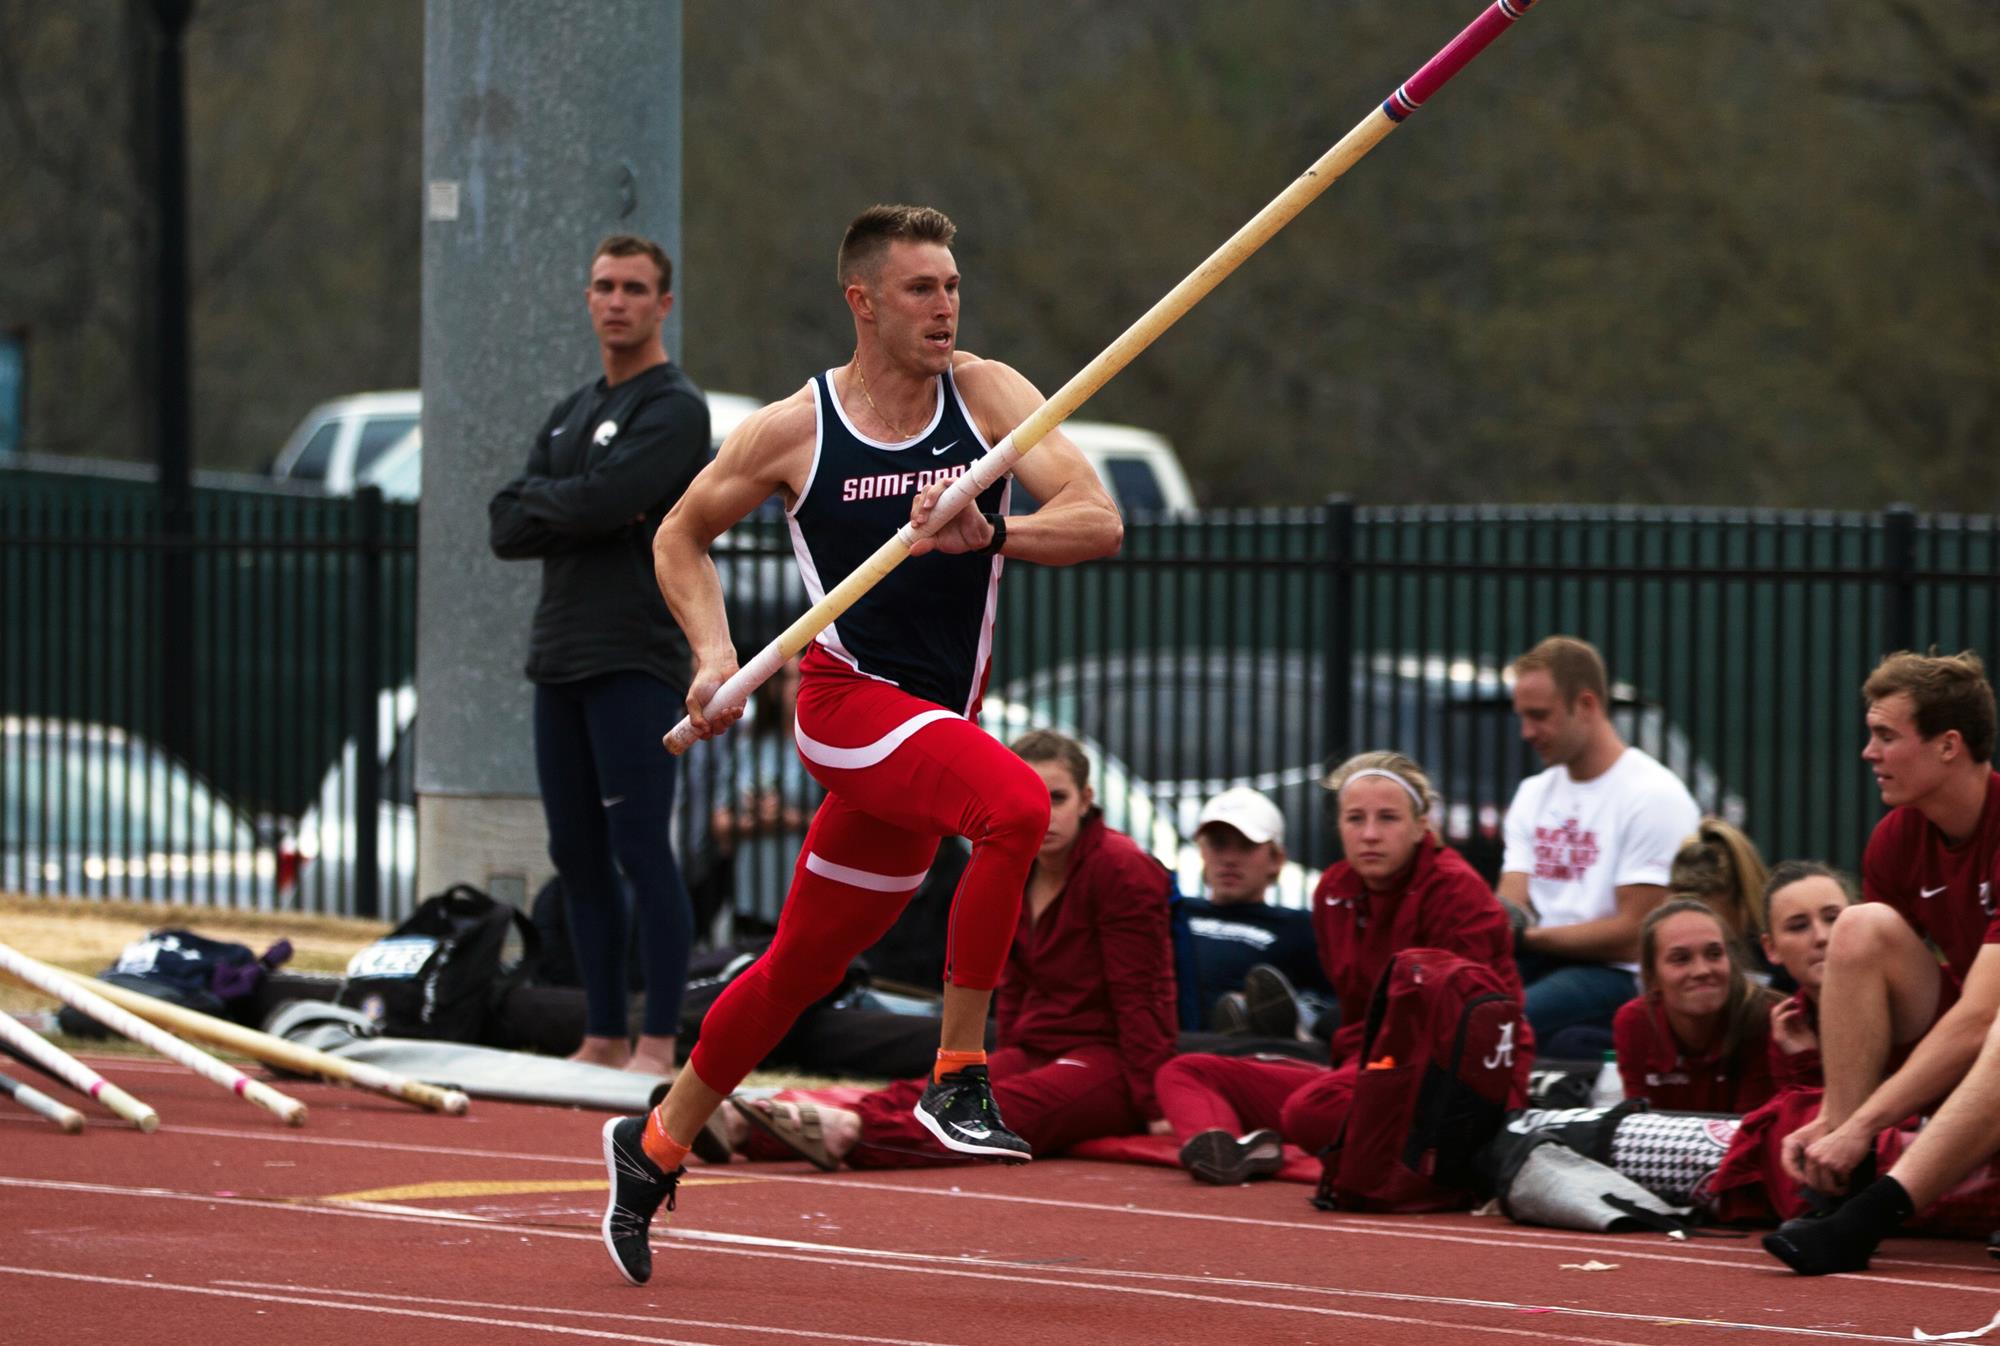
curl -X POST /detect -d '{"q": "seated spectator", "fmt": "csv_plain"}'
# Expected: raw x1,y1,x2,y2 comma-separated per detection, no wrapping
713,729,1178,1168
1177,787,1333,1035
1500,636,1702,1045
1670,818,1771,968
1153,751,1525,1184
1764,650,2000,1276
1760,861,1857,1091
1612,898,1779,1114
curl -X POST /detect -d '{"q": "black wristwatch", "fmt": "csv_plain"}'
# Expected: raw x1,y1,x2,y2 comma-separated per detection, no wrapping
979,512,1007,555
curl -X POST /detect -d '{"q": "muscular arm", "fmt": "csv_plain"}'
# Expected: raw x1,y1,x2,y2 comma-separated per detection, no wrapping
914,359,1123,566
1520,882,1667,964
652,395,810,733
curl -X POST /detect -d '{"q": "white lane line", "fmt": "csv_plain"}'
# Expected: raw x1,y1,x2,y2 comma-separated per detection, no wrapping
213,1281,971,1346
0,1265,734,1344
1,1143,1988,1281
0,1177,1959,1344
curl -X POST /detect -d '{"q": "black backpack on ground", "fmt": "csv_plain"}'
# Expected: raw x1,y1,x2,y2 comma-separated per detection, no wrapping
57,927,293,1038
337,884,538,1043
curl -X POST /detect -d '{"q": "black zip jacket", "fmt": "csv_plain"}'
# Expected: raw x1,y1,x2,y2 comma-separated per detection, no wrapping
488,361,708,690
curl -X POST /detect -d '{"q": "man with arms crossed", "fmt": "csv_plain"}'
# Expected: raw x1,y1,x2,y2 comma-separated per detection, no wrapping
596,205,1122,1286
1499,636,1701,1047
1764,650,2000,1274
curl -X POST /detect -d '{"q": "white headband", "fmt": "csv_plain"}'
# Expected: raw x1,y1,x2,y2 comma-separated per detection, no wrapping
1338,767,1426,813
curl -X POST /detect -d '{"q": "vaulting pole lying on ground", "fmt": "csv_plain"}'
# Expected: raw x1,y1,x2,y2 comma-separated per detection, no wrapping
0,1005,159,1131
664,0,1543,754
45,967,471,1117
0,1066,87,1133
0,941,309,1127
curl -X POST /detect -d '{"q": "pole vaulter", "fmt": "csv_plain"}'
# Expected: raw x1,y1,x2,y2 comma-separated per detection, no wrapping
665,0,1542,754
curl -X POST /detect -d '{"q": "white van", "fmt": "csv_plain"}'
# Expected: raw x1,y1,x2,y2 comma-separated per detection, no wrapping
1018,419,1196,516
270,391,421,492
303,390,765,501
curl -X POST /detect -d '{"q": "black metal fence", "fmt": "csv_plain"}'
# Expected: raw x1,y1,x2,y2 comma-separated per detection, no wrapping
2,464,417,916
5,460,1995,923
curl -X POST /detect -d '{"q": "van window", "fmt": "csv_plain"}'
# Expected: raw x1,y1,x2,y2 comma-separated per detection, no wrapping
288,422,340,481
1101,457,1166,513
354,417,420,477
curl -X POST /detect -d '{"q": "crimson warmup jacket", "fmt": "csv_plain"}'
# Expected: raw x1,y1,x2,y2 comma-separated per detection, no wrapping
1613,994,1777,1114
1311,832,1528,1065
994,812,1178,1119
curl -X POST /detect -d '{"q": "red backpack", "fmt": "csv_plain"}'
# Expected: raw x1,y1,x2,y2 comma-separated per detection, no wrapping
1316,947,1530,1213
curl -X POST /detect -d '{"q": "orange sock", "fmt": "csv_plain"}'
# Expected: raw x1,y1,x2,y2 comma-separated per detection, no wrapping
934,1048,987,1082
641,1107,691,1172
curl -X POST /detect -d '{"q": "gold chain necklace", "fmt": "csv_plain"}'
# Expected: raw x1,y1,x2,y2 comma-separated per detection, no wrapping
851,355,917,440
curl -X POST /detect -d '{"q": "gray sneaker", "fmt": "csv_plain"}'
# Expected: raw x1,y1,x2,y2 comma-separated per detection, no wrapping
1179,1127,1286,1185
1243,963,1303,1039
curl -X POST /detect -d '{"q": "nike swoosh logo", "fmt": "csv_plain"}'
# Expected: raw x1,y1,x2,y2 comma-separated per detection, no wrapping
954,1122,993,1139
931,440,957,457
550,427,565,436
601,795,627,809
1920,885,1947,899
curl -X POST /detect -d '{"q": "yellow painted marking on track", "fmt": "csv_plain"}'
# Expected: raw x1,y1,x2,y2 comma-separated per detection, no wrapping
324,1180,606,1203
321,1175,751,1203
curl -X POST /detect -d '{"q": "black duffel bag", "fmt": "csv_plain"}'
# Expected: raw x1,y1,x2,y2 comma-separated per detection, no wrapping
337,884,538,1043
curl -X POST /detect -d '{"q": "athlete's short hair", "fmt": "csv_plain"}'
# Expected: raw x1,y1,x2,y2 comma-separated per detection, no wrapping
1010,729,1091,795
1510,635,1608,709
837,205,957,287
591,234,673,294
1864,650,1995,763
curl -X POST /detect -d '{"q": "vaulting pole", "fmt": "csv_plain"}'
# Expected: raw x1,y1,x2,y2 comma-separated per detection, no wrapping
664,0,1543,753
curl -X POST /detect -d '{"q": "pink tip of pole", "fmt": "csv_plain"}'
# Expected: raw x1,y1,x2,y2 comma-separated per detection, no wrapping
233,1079,248,1096
88,1081,106,1099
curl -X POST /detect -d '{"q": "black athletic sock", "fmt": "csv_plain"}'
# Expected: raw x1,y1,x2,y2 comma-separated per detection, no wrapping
1762,1175,1916,1275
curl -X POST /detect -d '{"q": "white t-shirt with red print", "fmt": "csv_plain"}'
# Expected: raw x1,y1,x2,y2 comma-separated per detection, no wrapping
1501,746,1701,968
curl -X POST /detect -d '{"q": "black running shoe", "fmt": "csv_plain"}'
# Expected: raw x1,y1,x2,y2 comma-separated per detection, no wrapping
601,1115,682,1286
1180,1127,1286,1185
1243,964,1303,1039
1987,1229,2000,1262
914,1065,1032,1162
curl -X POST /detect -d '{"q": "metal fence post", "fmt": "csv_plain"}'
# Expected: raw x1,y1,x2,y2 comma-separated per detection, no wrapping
353,486,384,920
1322,495,1355,772
1883,502,1917,655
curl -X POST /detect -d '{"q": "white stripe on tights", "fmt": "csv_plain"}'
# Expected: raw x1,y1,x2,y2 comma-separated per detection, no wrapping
803,851,930,894
793,708,958,770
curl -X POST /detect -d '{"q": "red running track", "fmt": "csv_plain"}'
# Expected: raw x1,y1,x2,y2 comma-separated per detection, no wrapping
3,1054,1997,1345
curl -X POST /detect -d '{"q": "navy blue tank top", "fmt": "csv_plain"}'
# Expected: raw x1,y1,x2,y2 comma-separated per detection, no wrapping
789,368,1010,714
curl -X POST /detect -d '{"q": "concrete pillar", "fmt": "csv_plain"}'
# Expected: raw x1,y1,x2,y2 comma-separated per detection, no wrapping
416,0,682,907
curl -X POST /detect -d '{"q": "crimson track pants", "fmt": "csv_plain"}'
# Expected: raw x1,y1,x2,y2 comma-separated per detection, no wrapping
1154,1052,1360,1156
687,669,1049,1096
845,1044,1144,1169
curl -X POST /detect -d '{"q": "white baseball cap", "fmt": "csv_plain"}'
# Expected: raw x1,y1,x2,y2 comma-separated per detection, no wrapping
1196,786,1285,847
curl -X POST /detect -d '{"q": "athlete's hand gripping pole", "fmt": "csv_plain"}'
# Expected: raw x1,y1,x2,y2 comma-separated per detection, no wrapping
664,0,1543,756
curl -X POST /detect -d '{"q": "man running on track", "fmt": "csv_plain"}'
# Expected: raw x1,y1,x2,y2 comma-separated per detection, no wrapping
599,204,1123,1285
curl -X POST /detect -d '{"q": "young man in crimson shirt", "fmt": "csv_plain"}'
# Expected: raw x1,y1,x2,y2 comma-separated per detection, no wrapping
1765,650,2000,1274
